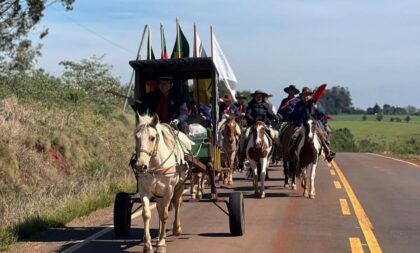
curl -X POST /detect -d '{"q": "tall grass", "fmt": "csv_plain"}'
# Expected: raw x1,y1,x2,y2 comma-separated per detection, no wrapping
0,76,137,250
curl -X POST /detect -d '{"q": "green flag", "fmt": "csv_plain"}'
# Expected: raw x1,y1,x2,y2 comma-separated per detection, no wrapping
171,25,190,59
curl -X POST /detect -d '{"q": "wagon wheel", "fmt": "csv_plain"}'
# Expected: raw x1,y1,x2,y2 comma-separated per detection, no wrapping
114,192,133,237
228,191,245,236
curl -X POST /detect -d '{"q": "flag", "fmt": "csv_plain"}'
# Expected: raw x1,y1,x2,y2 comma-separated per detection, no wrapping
160,24,168,60
212,33,238,99
192,29,212,104
171,21,190,105
146,26,157,92
171,24,190,59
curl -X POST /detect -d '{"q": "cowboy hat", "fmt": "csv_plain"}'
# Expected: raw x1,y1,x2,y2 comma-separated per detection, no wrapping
250,90,269,97
284,84,299,94
300,87,313,95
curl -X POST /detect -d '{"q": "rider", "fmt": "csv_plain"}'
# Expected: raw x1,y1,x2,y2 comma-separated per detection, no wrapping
288,87,336,162
128,76,189,132
219,94,240,122
244,90,278,127
277,84,300,121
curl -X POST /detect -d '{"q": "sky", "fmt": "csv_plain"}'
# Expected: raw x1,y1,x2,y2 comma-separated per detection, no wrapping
31,0,420,109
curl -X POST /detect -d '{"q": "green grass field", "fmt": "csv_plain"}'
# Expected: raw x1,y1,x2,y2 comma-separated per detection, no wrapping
329,114,420,155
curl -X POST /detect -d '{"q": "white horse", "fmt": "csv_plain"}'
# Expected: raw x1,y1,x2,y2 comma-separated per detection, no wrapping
134,114,192,253
246,121,273,198
293,116,323,199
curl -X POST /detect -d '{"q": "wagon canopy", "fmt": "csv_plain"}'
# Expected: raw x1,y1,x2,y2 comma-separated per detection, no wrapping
129,57,216,81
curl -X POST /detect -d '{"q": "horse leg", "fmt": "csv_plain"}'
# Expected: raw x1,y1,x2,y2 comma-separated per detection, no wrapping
197,172,203,200
283,159,289,188
249,160,259,196
260,158,268,198
302,168,309,197
156,196,170,253
309,161,318,199
141,196,154,253
190,172,197,199
291,161,297,190
172,182,184,236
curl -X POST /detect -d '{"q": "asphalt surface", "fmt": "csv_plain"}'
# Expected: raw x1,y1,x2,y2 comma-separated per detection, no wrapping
14,153,420,253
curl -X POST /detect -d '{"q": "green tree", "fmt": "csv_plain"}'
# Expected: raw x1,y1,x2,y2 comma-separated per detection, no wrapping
405,115,411,123
0,0,75,72
319,86,352,114
362,115,367,121
376,114,383,122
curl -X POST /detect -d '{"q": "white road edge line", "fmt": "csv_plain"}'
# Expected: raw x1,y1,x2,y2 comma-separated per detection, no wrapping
61,189,189,253
368,153,420,168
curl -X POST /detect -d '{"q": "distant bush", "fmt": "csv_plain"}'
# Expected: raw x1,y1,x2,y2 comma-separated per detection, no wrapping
331,128,358,152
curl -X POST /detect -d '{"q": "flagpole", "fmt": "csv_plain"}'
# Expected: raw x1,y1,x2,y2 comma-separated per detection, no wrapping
160,23,164,59
176,17,181,58
148,25,152,60
193,23,197,58
123,24,148,111
210,25,214,60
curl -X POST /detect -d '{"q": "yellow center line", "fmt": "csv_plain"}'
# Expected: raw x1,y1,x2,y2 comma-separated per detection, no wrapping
334,180,342,189
340,198,351,215
327,163,332,167
349,237,365,253
332,161,382,253
330,169,336,176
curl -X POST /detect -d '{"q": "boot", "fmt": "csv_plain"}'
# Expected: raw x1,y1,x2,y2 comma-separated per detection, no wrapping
322,141,336,162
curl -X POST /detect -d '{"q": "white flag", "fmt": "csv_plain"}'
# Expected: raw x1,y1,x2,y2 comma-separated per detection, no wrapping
213,35,238,98
195,33,207,57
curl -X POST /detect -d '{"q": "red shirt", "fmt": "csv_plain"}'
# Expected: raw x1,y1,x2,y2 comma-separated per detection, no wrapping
156,95,169,122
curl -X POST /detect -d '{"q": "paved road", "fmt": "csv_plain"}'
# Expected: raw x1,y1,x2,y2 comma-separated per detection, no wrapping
19,153,420,253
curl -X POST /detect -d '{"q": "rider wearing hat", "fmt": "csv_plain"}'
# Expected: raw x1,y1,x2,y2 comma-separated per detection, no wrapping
244,90,277,126
277,84,299,121
288,87,336,162
129,76,188,131
219,94,240,122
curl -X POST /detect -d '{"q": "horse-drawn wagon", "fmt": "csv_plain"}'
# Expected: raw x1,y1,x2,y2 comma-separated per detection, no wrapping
113,56,245,251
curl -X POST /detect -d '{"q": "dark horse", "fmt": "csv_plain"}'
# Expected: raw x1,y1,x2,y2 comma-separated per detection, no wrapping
278,122,298,189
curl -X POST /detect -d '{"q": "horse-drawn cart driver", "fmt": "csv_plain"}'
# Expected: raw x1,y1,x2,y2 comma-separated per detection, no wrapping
288,87,336,162
128,76,189,133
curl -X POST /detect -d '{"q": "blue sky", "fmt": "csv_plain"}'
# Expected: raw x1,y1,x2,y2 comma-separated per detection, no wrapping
32,0,420,109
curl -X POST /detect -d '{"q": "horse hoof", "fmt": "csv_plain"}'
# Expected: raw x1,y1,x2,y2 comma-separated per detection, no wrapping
143,247,154,253
260,192,266,199
173,227,182,236
197,194,202,200
310,194,315,199
191,194,196,199
156,246,166,253
292,184,297,190
223,179,228,184
284,183,290,189
228,180,233,185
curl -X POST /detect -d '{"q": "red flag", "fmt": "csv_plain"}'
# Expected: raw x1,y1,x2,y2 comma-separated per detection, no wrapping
313,84,327,102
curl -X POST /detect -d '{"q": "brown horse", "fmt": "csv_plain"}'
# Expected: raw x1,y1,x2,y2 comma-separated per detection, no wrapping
278,122,298,189
219,116,241,184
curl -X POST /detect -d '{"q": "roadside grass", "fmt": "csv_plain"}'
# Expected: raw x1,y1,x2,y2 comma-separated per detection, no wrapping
0,96,137,251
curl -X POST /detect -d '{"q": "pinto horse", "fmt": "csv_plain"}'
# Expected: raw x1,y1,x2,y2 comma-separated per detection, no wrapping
246,121,273,198
293,116,323,199
133,114,192,253
219,116,241,184
279,122,298,189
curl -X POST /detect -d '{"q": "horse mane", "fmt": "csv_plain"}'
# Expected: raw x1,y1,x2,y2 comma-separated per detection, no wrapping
134,114,175,149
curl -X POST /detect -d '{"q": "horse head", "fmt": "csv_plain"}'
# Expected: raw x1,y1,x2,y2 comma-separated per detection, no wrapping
303,115,316,143
222,115,239,145
252,121,267,148
134,114,161,171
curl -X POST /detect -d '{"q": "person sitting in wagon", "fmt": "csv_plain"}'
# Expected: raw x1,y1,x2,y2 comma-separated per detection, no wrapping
128,76,189,133
288,87,336,162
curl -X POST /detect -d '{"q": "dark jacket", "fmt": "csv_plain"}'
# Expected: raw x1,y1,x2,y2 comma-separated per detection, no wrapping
219,103,240,122
131,89,188,123
245,100,277,126
289,99,314,126
277,96,297,120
